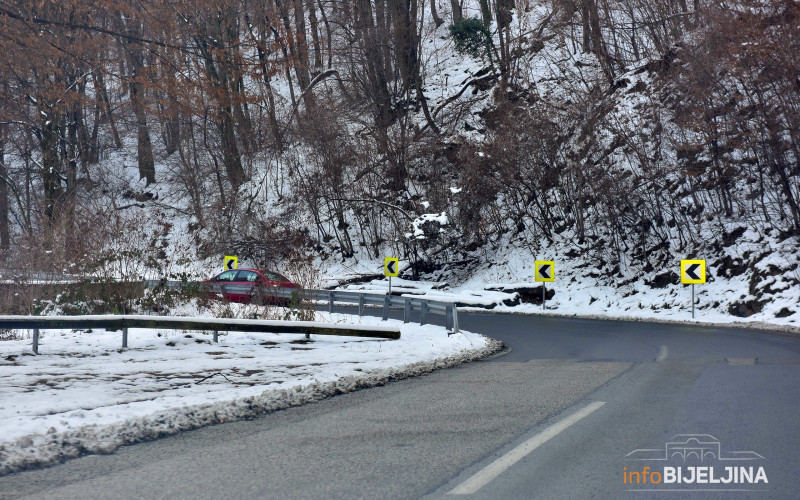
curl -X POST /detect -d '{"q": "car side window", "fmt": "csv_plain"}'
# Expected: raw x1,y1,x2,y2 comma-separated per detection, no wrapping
215,271,238,282
236,271,258,282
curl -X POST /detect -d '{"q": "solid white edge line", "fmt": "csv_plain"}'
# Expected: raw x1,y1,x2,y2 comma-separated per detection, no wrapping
657,345,668,362
448,401,606,495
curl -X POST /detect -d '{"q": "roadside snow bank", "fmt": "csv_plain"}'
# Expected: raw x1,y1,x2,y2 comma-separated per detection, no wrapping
0,313,500,475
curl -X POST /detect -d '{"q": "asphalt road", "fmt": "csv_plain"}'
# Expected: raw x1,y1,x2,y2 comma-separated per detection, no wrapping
2,311,800,499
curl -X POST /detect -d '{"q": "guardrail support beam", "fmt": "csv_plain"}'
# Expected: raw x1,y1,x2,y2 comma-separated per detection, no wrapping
358,294,365,317
122,327,128,348
382,295,390,321
420,301,428,326
213,330,218,343
329,292,335,314
403,299,411,323
1,317,402,354
452,305,460,334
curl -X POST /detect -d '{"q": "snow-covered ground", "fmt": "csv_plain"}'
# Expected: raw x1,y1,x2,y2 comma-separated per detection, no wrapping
342,277,800,334
328,229,800,335
0,308,499,475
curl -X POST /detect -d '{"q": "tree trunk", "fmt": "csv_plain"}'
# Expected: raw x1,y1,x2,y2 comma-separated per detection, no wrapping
224,16,255,157
40,111,61,222
356,0,395,128
89,90,101,164
430,0,444,27
276,0,314,110
450,0,462,23
247,17,283,151
479,0,492,26
390,0,420,93
316,0,334,68
220,109,244,188
127,44,156,185
293,0,312,93
163,112,180,157
307,0,324,72
65,103,79,250
582,0,615,83
0,126,9,256
374,0,394,90
495,1,512,79
130,78,156,186
95,70,122,149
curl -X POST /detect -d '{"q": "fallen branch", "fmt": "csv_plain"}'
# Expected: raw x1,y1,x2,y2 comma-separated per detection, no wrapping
196,372,233,385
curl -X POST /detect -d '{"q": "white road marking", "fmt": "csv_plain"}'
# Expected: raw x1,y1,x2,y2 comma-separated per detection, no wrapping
657,345,668,362
447,401,606,495
727,357,756,365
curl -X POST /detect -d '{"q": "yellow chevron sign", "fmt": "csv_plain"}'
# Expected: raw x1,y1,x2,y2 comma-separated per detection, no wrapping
384,257,399,277
224,256,238,271
534,261,555,282
681,259,706,284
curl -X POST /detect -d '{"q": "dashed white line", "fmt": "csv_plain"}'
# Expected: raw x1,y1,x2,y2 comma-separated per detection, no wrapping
657,345,668,362
727,357,756,365
447,401,606,495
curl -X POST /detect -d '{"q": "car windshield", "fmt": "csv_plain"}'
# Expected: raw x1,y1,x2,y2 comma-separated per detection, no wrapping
214,270,238,282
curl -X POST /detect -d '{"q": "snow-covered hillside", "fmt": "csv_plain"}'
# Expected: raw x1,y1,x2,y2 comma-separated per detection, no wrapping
0,1,797,327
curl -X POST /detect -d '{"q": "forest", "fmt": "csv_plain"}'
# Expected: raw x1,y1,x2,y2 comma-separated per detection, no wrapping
0,0,798,285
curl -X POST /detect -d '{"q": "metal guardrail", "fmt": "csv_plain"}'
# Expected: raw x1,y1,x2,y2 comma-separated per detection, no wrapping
0,281,460,354
0,277,459,332
0,315,401,354
155,281,461,335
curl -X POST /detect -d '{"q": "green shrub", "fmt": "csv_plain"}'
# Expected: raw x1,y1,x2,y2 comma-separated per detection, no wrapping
449,17,492,60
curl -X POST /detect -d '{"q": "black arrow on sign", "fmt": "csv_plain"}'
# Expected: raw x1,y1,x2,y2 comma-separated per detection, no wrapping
226,259,235,270
387,260,396,274
539,264,551,280
686,263,701,280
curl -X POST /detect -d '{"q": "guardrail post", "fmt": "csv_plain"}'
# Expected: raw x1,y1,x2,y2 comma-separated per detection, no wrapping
452,304,460,333
420,301,428,326
213,330,218,343
329,291,335,314
403,298,411,323
358,294,365,317
445,305,453,332
32,328,39,354
383,294,390,321
122,327,128,348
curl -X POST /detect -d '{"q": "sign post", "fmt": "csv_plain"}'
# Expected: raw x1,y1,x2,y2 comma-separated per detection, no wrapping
384,257,399,296
680,259,706,319
534,260,555,311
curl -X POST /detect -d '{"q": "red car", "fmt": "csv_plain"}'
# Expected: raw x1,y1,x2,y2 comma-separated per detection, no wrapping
204,268,301,305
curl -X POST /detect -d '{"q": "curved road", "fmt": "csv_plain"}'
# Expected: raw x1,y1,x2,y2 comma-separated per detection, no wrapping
2,312,799,499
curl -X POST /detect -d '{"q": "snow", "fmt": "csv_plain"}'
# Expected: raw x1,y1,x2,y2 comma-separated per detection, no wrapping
408,212,450,239
2,0,799,475
326,234,800,335
0,309,499,475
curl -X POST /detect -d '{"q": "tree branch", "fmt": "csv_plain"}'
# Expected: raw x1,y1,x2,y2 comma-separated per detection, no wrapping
0,7,190,51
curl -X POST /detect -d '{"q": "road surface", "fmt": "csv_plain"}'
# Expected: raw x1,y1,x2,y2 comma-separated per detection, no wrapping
2,312,799,499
